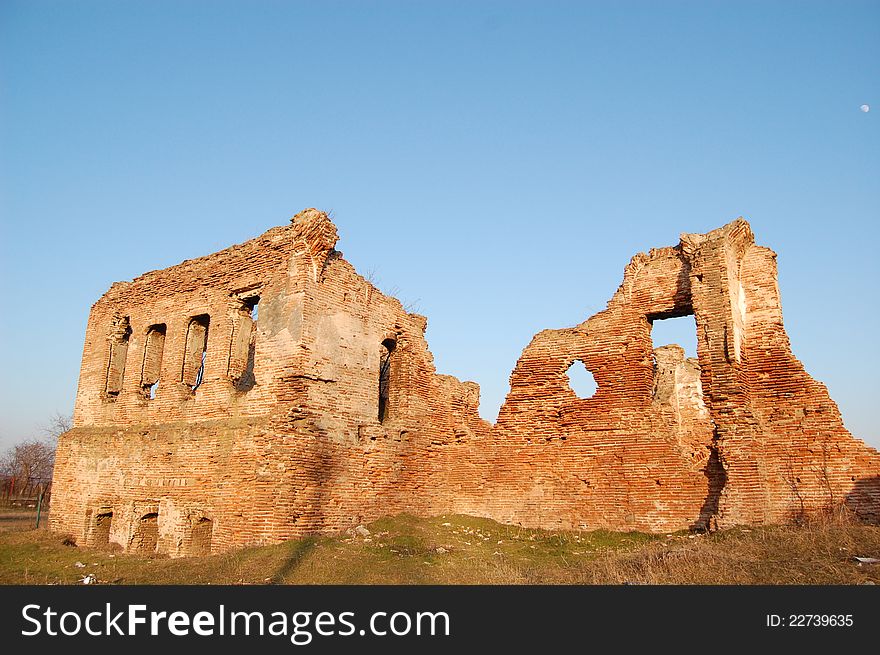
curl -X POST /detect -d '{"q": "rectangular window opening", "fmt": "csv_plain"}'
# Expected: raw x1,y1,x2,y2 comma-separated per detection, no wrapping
105,316,132,397
141,324,166,399
231,296,259,392
183,315,210,391
378,338,396,423
648,312,698,359
647,312,701,403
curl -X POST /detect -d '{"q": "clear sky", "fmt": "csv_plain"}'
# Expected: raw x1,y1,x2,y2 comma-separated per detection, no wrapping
1,0,877,450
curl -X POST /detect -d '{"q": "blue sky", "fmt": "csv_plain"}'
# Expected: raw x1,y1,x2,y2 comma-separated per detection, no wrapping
1,0,877,449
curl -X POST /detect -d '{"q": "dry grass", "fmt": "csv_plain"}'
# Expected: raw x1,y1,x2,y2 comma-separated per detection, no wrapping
579,515,880,584
1,510,878,585
0,508,42,534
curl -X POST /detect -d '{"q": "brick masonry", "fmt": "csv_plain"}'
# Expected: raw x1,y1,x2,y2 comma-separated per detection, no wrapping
49,210,880,555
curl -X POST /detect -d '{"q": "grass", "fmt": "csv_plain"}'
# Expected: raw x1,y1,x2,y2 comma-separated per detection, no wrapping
1,510,878,585
0,507,41,534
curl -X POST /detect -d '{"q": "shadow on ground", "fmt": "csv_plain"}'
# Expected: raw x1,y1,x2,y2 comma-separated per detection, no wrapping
269,536,319,583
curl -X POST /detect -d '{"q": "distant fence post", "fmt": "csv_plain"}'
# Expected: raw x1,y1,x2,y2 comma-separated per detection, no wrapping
34,484,44,529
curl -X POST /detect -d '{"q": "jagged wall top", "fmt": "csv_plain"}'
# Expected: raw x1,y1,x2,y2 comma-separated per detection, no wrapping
679,217,755,259
291,208,339,280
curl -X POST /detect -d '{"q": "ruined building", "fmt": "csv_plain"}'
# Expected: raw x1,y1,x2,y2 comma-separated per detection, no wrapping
50,210,880,555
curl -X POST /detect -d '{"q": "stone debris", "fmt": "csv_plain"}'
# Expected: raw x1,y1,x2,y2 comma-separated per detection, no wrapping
49,211,880,556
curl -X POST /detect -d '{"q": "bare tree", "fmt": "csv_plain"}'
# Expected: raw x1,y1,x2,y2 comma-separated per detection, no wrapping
42,411,72,445
0,412,70,498
0,439,56,495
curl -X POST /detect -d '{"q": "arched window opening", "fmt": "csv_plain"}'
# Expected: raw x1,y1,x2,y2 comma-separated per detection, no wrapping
92,510,113,547
189,516,213,556
378,338,396,423
130,512,159,554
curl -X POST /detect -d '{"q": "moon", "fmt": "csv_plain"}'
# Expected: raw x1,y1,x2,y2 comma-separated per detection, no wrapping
860,104,870,112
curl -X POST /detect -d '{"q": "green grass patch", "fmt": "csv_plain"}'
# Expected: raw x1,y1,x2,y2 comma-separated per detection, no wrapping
1,512,877,585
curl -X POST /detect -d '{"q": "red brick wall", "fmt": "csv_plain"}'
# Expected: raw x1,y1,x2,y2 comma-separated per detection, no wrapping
50,211,880,555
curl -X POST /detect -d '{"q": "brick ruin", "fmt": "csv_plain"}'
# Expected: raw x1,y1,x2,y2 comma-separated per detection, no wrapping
50,210,880,555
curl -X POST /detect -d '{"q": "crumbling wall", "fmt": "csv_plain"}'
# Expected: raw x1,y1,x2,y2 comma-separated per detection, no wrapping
684,221,880,526
259,218,491,536
51,209,490,553
50,211,880,555
460,218,879,532
434,245,720,533
51,213,317,553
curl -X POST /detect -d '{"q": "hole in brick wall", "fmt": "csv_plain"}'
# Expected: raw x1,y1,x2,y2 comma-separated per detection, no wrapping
648,313,698,358
105,317,132,396
189,517,213,556
93,511,113,547
378,338,396,423
649,313,703,405
129,512,159,554
183,315,210,391
141,324,166,399
566,360,598,399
